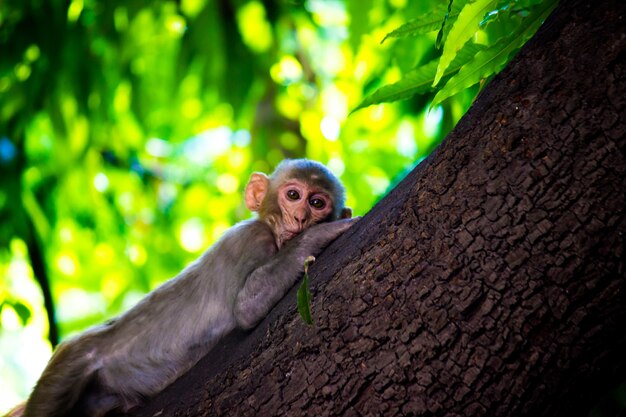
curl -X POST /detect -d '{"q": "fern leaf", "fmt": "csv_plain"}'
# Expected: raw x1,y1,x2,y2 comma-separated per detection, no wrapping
381,0,469,43
433,0,497,86
353,61,439,111
435,0,455,50
382,13,450,43
431,0,558,107
352,43,485,112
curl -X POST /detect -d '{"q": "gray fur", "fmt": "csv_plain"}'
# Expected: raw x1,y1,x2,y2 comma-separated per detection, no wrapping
21,161,355,417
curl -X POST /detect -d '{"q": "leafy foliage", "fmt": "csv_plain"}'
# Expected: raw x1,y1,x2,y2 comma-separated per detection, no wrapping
381,0,466,44
432,0,558,107
355,0,559,111
434,0,497,86
353,43,486,112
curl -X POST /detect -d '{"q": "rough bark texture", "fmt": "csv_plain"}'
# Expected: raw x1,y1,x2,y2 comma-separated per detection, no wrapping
128,0,626,416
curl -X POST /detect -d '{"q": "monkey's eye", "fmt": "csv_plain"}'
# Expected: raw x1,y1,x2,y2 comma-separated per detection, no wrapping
286,189,300,200
309,198,326,209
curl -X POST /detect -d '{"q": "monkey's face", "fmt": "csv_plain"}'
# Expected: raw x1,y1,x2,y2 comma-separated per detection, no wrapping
275,179,334,243
244,159,348,248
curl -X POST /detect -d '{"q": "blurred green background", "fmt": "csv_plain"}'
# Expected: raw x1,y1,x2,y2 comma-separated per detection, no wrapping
3,0,602,413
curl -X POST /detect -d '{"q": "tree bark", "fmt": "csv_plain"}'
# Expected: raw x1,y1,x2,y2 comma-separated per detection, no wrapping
128,0,626,415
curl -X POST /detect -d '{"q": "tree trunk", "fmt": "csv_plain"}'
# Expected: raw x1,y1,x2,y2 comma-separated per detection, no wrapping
128,0,626,416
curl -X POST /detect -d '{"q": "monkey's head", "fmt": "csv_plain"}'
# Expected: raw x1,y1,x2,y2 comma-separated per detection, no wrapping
245,159,352,247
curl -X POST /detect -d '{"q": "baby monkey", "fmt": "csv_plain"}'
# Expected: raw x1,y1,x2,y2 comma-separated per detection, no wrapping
16,159,355,417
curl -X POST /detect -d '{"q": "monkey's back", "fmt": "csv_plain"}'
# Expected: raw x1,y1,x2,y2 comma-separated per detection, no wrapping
90,219,277,402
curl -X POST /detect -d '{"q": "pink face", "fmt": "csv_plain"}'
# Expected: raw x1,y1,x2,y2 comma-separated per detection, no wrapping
276,179,334,243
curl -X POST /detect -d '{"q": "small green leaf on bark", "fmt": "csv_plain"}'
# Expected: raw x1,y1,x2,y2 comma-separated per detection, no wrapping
297,256,316,325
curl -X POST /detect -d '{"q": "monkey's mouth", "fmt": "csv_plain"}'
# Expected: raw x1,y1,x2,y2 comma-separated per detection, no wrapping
282,230,301,241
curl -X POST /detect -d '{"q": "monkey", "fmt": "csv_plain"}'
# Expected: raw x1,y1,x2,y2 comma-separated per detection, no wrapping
15,159,356,417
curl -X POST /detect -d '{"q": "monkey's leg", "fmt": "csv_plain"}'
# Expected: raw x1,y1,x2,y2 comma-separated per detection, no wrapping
234,218,357,329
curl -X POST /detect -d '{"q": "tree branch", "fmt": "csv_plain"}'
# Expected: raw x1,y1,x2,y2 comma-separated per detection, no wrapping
25,216,59,348
127,0,626,415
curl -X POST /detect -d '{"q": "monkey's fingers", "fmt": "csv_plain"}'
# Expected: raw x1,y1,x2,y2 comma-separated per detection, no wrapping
330,217,360,234
341,216,361,225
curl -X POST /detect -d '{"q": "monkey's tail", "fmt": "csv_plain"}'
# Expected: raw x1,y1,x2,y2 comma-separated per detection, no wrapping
22,340,97,417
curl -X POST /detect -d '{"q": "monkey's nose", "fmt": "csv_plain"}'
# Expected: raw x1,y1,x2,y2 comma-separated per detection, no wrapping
293,209,308,226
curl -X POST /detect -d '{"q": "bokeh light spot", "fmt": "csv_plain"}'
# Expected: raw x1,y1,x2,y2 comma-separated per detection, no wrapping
25,45,40,62
424,106,443,138
56,253,78,276
94,173,109,192
14,63,31,81
320,116,340,141
217,173,239,194
179,218,206,253
181,0,206,18
127,244,147,265
236,1,273,53
67,0,83,22
270,56,303,85
146,138,173,158
165,15,187,37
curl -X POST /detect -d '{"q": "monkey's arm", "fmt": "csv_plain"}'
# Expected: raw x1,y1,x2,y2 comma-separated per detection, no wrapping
234,218,356,329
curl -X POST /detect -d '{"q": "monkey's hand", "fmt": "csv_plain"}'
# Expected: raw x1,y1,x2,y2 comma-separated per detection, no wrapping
234,217,358,330
296,217,358,260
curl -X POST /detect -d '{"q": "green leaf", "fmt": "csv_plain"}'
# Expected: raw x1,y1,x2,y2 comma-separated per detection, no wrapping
12,301,32,326
0,300,33,327
431,0,558,107
381,0,469,43
433,0,497,86
297,256,316,326
435,0,455,50
382,13,449,44
496,0,549,11
352,43,485,111
354,60,438,112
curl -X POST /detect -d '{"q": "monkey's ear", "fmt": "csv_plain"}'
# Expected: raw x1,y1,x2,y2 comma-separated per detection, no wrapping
340,207,352,219
245,172,270,212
